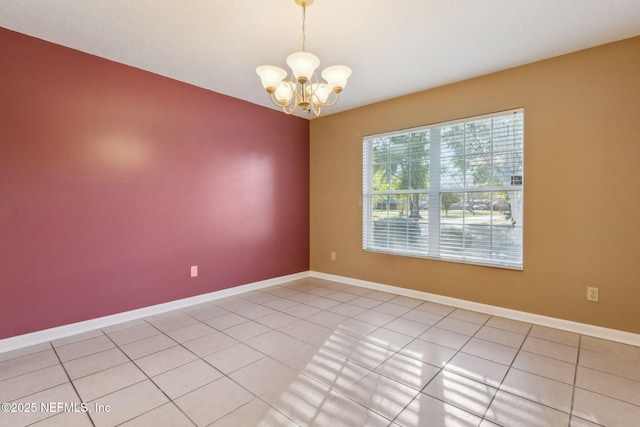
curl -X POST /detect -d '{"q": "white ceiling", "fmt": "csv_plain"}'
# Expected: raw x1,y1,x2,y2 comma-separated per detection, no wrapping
2,0,640,119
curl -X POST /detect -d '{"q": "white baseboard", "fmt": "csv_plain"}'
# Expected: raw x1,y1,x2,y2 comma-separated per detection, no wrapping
0,271,309,354
3,269,638,354
309,271,640,347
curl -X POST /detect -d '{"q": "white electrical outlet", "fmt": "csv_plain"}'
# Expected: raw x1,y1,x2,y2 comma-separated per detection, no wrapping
330,252,336,261
190,265,198,278
587,286,599,302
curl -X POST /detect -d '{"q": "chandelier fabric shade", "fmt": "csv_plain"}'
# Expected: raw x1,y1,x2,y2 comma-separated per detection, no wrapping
256,0,351,116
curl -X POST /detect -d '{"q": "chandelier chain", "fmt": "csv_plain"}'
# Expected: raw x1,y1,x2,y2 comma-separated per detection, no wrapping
301,5,306,51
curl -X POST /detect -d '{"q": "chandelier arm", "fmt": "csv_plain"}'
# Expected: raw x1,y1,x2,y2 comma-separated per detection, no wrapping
268,92,297,115
283,93,301,115
317,91,341,107
309,102,321,116
283,103,296,115
267,92,284,108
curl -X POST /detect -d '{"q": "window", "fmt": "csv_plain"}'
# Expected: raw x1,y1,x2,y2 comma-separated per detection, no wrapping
363,109,524,269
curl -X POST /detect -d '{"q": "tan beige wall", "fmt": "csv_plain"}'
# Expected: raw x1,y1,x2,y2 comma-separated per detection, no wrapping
310,36,640,334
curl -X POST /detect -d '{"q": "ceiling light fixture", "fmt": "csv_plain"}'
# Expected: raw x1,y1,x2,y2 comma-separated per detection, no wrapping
256,0,351,116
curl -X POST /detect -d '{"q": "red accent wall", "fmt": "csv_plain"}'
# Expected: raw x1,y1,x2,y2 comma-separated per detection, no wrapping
0,28,310,339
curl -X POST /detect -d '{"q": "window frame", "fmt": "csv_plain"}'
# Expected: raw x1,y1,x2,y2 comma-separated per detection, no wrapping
362,109,524,270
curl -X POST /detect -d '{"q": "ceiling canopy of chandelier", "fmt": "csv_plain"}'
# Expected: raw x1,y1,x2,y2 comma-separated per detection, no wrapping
256,0,351,116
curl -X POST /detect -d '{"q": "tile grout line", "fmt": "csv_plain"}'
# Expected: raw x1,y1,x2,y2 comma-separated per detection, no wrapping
567,334,583,427
248,284,418,425
50,340,97,427
387,309,489,425
144,307,315,426
477,320,533,425
429,311,493,423
569,335,640,416
227,288,370,427
173,294,310,426
114,317,205,427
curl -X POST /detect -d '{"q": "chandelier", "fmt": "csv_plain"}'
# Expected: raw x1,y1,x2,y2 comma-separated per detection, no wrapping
256,0,351,116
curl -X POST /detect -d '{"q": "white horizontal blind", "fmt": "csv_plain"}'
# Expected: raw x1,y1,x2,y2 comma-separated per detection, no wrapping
363,109,524,269
363,130,431,256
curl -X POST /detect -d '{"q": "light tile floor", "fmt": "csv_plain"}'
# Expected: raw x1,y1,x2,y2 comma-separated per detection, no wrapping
1,277,640,426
